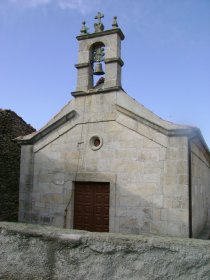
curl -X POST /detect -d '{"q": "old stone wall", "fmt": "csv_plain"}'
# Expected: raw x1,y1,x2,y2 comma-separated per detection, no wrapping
19,92,190,237
191,140,210,237
0,222,210,280
0,110,35,221
163,136,189,237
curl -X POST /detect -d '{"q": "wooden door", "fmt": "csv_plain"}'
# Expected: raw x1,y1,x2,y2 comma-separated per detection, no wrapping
73,182,110,232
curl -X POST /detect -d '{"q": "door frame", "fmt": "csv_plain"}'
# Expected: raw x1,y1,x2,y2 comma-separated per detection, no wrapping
66,172,116,232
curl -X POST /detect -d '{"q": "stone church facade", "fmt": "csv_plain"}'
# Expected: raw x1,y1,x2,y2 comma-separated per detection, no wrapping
16,14,210,238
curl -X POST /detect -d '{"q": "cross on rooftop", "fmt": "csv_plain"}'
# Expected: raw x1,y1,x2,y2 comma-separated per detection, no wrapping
95,12,104,24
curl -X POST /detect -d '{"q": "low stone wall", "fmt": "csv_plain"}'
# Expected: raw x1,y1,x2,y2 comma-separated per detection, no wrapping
0,222,210,280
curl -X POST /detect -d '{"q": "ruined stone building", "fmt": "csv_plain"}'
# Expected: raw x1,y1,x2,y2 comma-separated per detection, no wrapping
16,14,210,238
0,109,35,221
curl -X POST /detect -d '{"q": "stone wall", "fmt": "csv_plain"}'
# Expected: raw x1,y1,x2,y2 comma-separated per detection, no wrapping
191,140,210,237
0,222,210,280
0,110,35,221
163,136,189,237
19,91,190,237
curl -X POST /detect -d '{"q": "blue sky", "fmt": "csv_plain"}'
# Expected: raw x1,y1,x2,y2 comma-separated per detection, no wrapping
0,0,210,147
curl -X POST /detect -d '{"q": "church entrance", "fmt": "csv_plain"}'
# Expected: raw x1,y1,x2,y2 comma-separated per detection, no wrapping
73,182,110,232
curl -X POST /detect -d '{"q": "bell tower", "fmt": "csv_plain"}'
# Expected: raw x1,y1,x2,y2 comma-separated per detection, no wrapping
72,12,125,97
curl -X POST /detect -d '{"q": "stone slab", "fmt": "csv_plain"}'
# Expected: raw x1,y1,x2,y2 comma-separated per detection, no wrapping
1,222,210,280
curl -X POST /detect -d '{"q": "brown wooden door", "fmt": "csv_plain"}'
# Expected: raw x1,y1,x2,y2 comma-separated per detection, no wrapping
73,182,110,232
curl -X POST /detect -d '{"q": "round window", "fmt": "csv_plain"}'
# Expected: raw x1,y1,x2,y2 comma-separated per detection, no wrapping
89,136,103,150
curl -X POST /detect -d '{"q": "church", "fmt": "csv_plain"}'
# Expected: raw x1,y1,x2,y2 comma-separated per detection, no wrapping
16,13,210,238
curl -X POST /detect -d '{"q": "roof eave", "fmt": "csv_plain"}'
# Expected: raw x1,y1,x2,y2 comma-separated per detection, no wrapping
15,110,77,145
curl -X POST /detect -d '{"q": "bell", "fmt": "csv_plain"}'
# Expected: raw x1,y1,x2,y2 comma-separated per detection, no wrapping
93,62,105,75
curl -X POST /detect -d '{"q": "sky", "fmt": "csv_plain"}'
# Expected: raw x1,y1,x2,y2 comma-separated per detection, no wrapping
0,0,210,147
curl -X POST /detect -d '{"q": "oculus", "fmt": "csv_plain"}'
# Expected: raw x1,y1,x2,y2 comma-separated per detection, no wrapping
89,135,103,150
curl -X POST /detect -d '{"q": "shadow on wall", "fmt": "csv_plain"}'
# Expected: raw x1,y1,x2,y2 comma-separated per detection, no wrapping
20,149,188,237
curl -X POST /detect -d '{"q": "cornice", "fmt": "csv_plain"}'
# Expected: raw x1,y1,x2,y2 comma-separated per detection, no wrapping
15,110,77,145
71,86,122,97
105,57,124,66
76,28,125,41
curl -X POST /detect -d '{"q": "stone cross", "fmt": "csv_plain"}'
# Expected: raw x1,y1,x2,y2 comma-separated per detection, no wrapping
94,12,105,32
95,12,104,24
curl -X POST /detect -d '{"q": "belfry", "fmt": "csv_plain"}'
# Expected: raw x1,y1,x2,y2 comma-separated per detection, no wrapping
16,13,210,238
72,13,124,95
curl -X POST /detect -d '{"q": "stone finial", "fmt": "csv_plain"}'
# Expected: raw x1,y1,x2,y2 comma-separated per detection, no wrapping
80,21,89,35
94,12,104,32
112,16,118,29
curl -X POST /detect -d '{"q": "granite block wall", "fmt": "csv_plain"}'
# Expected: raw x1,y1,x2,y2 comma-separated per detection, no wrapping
191,140,210,237
18,91,210,238
1,222,210,280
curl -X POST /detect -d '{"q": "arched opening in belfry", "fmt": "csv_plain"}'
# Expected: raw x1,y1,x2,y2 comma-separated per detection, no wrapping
90,42,106,88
